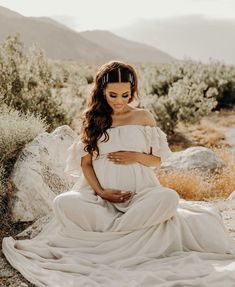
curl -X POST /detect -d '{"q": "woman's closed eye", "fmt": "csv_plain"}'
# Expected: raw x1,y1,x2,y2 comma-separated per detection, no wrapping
110,95,129,98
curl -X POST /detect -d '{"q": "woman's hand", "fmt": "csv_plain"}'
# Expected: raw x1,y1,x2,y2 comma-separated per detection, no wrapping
107,151,139,165
108,151,161,167
98,189,135,203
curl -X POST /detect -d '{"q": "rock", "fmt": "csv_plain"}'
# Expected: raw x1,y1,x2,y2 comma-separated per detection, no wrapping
9,125,78,223
0,250,15,278
160,146,225,173
227,190,235,201
15,212,54,239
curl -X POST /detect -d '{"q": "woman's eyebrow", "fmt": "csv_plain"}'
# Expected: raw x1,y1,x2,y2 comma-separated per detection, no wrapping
108,91,130,95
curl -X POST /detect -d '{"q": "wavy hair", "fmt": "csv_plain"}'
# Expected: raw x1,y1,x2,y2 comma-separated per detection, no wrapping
80,60,140,158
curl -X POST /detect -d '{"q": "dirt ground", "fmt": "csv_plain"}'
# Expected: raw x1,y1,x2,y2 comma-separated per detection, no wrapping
170,107,235,151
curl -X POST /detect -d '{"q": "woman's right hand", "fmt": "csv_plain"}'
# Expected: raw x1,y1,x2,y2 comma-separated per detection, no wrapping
98,189,134,203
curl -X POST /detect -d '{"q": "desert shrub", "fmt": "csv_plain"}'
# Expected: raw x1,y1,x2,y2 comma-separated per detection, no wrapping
0,165,8,215
143,77,217,133
150,64,184,97
85,74,94,84
0,165,6,196
0,34,72,132
0,104,48,177
142,59,235,133
188,60,235,108
0,104,47,216
150,60,235,108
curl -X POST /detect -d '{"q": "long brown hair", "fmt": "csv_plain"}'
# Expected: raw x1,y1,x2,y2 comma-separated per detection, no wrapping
80,60,140,158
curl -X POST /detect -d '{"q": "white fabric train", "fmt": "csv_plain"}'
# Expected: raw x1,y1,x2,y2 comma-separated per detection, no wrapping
2,125,235,287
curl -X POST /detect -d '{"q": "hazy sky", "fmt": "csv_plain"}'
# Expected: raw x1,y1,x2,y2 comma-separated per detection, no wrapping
0,0,235,31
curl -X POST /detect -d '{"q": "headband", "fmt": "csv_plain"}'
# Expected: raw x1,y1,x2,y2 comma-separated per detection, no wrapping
101,68,134,89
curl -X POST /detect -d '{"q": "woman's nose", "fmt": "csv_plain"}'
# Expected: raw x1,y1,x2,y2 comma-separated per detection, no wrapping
116,97,124,103
116,100,123,104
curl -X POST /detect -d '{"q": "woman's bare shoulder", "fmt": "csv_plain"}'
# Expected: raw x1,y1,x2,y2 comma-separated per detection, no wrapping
132,108,157,127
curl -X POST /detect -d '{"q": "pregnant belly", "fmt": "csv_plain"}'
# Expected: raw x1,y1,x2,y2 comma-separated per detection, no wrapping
92,158,137,192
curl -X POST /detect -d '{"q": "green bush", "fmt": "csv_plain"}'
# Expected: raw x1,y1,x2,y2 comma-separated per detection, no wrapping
0,34,72,132
150,59,235,108
142,59,235,133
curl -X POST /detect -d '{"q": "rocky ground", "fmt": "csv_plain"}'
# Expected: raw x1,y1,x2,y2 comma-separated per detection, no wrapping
1,108,235,287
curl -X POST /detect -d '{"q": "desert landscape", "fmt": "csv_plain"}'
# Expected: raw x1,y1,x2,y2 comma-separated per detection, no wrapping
0,3,235,286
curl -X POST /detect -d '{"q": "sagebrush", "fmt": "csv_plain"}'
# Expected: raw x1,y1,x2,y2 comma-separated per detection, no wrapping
0,34,72,132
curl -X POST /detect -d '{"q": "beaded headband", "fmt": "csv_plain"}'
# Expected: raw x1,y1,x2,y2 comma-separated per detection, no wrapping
101,68,134,89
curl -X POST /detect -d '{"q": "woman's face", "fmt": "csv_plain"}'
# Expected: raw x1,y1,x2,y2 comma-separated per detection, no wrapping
104,82,132,114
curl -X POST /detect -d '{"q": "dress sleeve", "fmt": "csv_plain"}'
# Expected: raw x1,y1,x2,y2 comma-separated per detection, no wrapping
64,136,89,177
146,126,173,163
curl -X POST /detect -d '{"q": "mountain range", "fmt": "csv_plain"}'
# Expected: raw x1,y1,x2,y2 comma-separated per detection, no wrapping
0,6,174,64
112,15,235,65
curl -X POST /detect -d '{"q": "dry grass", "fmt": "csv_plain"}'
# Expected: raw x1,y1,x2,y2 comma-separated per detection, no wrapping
157,148,235,201
215,107,235,127
192,118,225,147
176,118,226,148
175,107,235,149
209,148,235,198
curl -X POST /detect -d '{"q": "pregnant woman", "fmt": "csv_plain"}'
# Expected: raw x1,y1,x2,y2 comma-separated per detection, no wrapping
2,60,235,287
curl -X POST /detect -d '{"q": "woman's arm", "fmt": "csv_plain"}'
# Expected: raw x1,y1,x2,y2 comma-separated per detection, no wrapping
135,151,161,167
81,153,104,196
81,153,133,203
107,151,161,167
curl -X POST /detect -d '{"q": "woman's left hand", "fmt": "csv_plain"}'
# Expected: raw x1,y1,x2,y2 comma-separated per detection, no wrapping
107,151,139,165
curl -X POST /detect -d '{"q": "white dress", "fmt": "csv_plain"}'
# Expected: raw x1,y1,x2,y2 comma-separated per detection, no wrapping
2,124,235,287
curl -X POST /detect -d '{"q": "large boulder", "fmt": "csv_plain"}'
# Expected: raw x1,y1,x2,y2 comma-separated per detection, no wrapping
160,146,225,173
9,125,77,223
